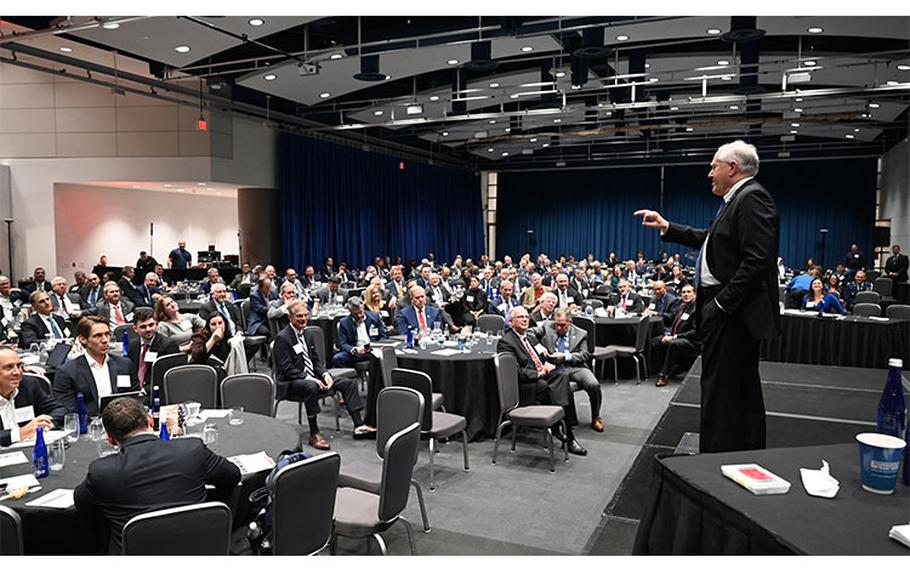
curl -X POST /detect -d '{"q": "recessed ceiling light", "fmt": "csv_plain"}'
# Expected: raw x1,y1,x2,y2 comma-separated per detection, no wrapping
489,82,500,88
644,63,651,69
793,107,803,113
854,128,861,132
330,53,343,60
530,138,538,142
803,60,816,67
441,131,449,137
898,64,910,71
790,130,799,134
429,95,440,102
175,45,191,53
648,77,659,83
670,106,679,111
868,102,880,108
553,118,561,123
555,71,566,78
571,84,582,90
616,35,630,42
721,75,733,81
102,22,120,30
729,105,739,110
373,110,384,116
263,74,277,81
505,128,511,133
131,185,141,189
520,46,534,53
59,46,73,52
706,28,722,35
319,92,331,99
717,60,730,66
176,188,184,192
248,18,265,27
886,80,900,86
807,26,824,34
509,94,520,99
685,127,694,132
487,148,495,152
489,120,497,124
501,152,509,157
542,143,550,148
845,133,855,139
795,97,803,102
447,59,459,65
791,122,800,127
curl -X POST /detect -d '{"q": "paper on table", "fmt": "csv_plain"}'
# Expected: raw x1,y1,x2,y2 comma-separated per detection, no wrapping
26,488,74,509
799,459,840,498
19,354,40,366
199,409,231,420
0,473,40,489
869,316,890,322
399,348,417,354
431,348,462,357
227,451,276,475
372,340,400,347
8,429,69,449
0,451,29,468
889,524,910,549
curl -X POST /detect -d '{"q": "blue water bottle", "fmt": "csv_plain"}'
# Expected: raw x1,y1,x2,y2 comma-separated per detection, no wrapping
876,358,907,438
76,392,88,434
33,427,49,479
152,397,161,430
121,329,129,357
160,421,169,440
406,326,414,349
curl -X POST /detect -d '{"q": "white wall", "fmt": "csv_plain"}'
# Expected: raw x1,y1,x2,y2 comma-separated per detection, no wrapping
53,183,238,282
880,138,910,252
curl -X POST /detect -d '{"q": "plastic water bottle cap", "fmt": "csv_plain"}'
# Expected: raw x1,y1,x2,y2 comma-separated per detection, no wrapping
888,358,903,368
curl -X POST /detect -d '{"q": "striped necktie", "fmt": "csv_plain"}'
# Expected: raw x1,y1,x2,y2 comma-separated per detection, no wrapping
296,330,315,378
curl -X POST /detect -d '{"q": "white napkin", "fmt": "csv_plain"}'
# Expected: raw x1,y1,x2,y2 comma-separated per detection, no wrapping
889,524,910,548
799,460,840,498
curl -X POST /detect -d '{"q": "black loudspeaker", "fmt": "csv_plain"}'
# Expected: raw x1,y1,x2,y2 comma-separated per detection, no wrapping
873,226,891,247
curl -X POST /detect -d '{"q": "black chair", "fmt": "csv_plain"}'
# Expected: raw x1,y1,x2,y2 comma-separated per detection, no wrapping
308,325,358,383
390,368,469,491
593,283,613,300
582,298,604,310
601,315,651,384
345,287,366,300
111,324,138,344
572,315,614,379
874,277,896,301
24,372,52,395
491,353,568,472
885,304,910,320
853,303,882,317
855,290,882,305
338,386,431,532
332,423,421,555
271,338,341,432
272,452,340,555
122,502,231,555
236,283,252,299
0,504,23,555
221,373,275,417
149,352,189,403
236,299,250,333
476,314,505,333
866,269,882,281
163,365,218,407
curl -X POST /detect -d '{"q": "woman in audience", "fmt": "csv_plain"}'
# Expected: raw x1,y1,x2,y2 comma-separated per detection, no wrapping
363,282,394,327
801,277,846,315
825,274,842,298
461,275,488,327
189,312,231,379
155,296,205,352
668,265,687,292
609,265,623,288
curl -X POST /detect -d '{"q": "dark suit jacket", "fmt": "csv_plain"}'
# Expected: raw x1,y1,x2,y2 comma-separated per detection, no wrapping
395,305,445,335
246,289,271,335
885,254,909,283
79,285,103,308
552,286,584,309
81,299,135,325
336,312,388,353
127,333,180,385
50,292,83,317
132,284,158,308
533,321,592,370
74,433,240,554
495,329,558,406
488,296,522,317
53,354,137,417
117,277,135,299
198,300,242,334
608,291,645,314
19,313,72,348
273,325,328,383
662,178,781,340
0,375,66,447
229,271,259,289
569,278,591,298
649,292,681,326
666,300,699,342
385,280,407,302
21,280,52,296
425,285,451,307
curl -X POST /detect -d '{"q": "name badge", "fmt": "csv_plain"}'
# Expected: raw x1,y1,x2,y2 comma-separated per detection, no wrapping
498,303,507,313
806,301,815,308
116,374,131,388
144,351,159,363
293,342,305,355
14,405,35,423
648,303,656,311
582,289,589,297
466,295,474,302
567,297,575,304
1,315,10,326
335,295,345,303
625,300,634,307
369,328,379,338
63,327,71,337
680,313,690,321
534,343,547,355
125,312,134,322
380,310,389,318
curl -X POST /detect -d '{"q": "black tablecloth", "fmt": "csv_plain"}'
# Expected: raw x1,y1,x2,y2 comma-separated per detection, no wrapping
761,314,910,369
593,315,664,379
0,413,300,554
176,299,206,314
634,443,910,555
364,340,500,441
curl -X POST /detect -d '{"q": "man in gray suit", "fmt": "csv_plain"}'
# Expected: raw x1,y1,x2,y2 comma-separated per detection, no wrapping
315,276,345,306
533,308,604,432
82,282,135,328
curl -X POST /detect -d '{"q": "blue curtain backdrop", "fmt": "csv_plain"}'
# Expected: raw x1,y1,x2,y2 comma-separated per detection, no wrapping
279,133,484,269
497,158,877,269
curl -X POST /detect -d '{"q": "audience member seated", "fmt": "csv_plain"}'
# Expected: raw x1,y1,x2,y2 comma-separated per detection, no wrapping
283,268,308,297
609,265,623,288
198,284,242,336
189,312,232,380
425,273,451,309
315,276,345,306
199,267,224,295
570,267,591,299
230,262,258,289
667,266,688,293
785,267,818,308
0,275,26,312
267,282,299,332
0,346,66,447
396,286,446,335
520,273,550,310
69,270,87,295
832,263,848,287
128,308,180,390
534,308,604,432
117,267,136,299
334,297,387,369
843,270,874,311
20,291,73,348
83,282,135,328
79,273,103,308
53,316,137,417
363,282,393,322
825,274,842,298
488,280,522,325
647,280,680,325
246,277,273,337
385,266,407,306
154,264,172,289
50,276,83,319
651,284,700,387
801,277,846,315
461,276,488,326
552,274,583,311
132,272,162,309
22,266,52,295
531,292,558,325
272,300,375,450
608,279,644,316
300,265,319,288
155,296,204,353
320,257,336,281
74,396,240,554
496,307,586,456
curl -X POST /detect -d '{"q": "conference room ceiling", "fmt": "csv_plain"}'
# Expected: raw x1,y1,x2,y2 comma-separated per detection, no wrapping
2,15,908,170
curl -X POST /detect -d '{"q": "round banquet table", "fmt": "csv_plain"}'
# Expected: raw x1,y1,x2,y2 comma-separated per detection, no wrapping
592,315,665,379
175,299,206,314
0,413,301,555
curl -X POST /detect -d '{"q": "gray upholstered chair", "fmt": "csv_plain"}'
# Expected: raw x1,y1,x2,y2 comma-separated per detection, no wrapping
271,338,341,432
0,504,23,555
476,314,506,333
885,304,910,320
378,346,442,410
220,373,275,416
149,352,189,403
600,315,651,384
122,502,231,555
855,290,881,305
271,452,340,555
163,364,217,407
853,303,882,317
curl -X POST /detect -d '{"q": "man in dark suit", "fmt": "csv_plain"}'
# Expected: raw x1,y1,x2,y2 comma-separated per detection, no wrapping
315,277,345,306
134,251,158,285
534,309,604,432
635,139,780,453
19,291,73,348
74,396,240,554
647,280,680,326
50,276,83,319
570,267,591,300
0,347,66,447
273,300,375,449
199,267,224,296
246,277,273,336
651,284,701,387
53,316,137,417
132,272,161,309
885,244,910,303
198,283,242,336
608,279,644,316
385,266,407,306
117,267,136,299
488,280,522,325
79,272,103,308
21,266,53,296
333,297,387,368
552,274,584,311
299,265,319,289
128,308,180,390
81,282,135,328
425,273,451,308
267,282,298,334
320,257,336,281
396,286,446,335
230,262,258,289
496,307,586,455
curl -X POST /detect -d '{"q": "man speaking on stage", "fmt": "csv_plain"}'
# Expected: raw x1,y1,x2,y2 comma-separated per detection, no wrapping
634,140,780,453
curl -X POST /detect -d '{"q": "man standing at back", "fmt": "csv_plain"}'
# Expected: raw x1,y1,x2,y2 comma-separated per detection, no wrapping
74,397,240,554
168,240,192,269
635,140,780,453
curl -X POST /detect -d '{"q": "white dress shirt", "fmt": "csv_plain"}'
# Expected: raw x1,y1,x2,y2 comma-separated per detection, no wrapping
54,293,78,316
355,319,371,348
0,388,21,443
39,314,62,338
85,352,113,398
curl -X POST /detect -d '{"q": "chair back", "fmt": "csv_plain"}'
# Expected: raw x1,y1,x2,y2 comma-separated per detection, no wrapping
582,298,603,310
271,452,340,555
634,315,651,353
377,386,424,459
378,422,421,523
853,303,882,317
163,365,218,407
221,373,275,416
866,270,882,281
855,290,881,305
0,504,23,555
268,316,281,338
150,352,189,402
389,368,433,432
477,314,505,333
571,316,597,355
24,372,52,396
236,299,250,331
378,346,398,388
345,287,365,300
122,502,231,555
305,325,327,366
594,283,613,298
885,304,910,321
111,324,138,344
235,283,252,299
492,352,520,414
873,277,893,297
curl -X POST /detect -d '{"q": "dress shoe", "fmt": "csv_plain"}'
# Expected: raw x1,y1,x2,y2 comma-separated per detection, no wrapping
565,438,588,456
352,425,377,440
591,417,605,432
308,432,331,450
655,375,669,387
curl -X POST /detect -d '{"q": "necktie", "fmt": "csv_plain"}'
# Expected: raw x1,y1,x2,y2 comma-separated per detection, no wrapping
138,342,149,389
58,295,69,314
48,317,63,339
113,304,125,325
504,301,512,320
218,303,235,334
417,309,427,333
89,288,97,306
556,334,569,368
297,331,315,378
671,306,687,335
521,335,544,372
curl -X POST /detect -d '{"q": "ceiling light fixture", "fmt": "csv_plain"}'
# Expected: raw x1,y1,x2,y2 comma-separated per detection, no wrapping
487,148,495,152
509,94,520,99
706,28,722,35
795,97,803,102
685,127,694,132
793,107,803,113
447,59,459,65
164,184,173,188
898,64,910,71
845,133,855,139
807,26,824,34
429,95,440,102
489,82,500,88
648,77,659,83
717,60,730,65
406,104,423,115
319,92,331,99
330,53,343,60
520,46,534,53
176,188,185,192
175,45,191,53
59,46,73,52
441,131,449,137
501,152,509,157
530,138,538,143
542,143,550,148
102,22,120,30
553,118,562,123
644,63,651,69
790,130,799,134
616,35,630,41
670,106,679,111
373,110,384,116
248,18,265,27
791,122,800,127
555,71,566,78
263,73,277,81
488,120,497,124
729,105,739,110
131,185,141,189
803,60,817,67
854,128,861,132
197,182,206,186
868,102,880,108
721,75,733,81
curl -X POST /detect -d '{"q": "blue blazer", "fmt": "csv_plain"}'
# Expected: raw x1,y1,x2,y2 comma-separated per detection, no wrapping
337,312,388,353
801,293,845,315
53,354,137,417
246,290,271,335
132,284,156,308
395,305,444,335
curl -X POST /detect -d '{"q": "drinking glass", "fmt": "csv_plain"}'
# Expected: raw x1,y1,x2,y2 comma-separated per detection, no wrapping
203,423,219,445
64,413,79,443
48,439,65,472
229,406,244,426
89,417,105,441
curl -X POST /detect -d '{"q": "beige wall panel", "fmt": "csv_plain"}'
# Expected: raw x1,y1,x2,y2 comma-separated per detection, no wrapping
117,131,178,156
0,83,55,109
0,109,55,133
56,133,118,157
0,133,56,157
55,107,117,132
